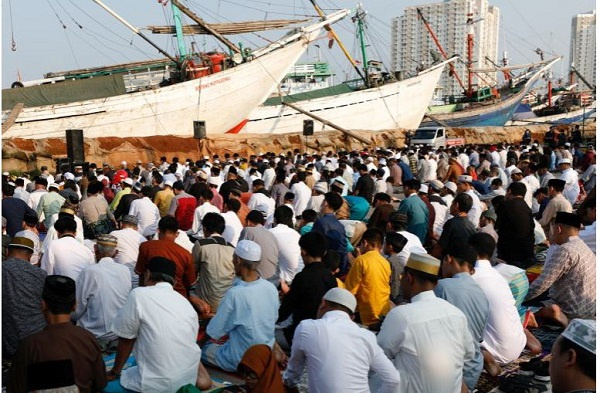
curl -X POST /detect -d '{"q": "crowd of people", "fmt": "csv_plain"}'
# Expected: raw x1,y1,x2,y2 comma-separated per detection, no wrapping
1,135,596,392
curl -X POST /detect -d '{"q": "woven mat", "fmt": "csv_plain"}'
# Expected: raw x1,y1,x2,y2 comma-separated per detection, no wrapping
475,326,561,393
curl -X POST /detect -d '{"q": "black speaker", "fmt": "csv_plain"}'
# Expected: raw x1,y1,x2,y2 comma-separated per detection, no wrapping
66,129,84,163
56,157,72,174
194,121,206,139
303,119,314,136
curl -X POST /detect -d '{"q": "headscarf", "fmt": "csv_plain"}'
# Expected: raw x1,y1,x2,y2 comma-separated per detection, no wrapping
237,345,284,393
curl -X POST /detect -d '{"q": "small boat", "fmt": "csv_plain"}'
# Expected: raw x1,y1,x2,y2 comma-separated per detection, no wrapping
237,5,451,135
1,1,349,139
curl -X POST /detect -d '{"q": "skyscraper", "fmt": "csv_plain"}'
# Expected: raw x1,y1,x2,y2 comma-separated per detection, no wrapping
391,0,500,98
569,10,596,91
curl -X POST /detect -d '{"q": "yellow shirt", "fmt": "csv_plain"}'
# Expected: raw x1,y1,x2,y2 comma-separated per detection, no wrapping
154,189,174,217
344,250,391,325
109,187,131,211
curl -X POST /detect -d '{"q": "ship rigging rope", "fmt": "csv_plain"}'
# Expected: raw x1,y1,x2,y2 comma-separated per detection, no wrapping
8,0,17,51
45,0,81,68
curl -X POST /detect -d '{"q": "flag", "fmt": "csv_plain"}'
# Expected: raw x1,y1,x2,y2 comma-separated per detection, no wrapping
327,31,334,49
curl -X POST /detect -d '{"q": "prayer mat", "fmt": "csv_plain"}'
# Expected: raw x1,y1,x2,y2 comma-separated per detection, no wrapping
474,327,561,393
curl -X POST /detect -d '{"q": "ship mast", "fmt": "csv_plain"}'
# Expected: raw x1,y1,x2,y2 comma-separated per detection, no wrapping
354,5,370,87
309,0,367,85
466,1,475,97
416,8,466,93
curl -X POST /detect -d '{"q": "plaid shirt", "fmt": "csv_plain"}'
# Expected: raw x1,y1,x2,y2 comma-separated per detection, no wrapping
526,236,596,319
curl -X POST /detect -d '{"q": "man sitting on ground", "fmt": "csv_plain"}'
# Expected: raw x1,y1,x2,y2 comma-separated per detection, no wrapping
110,257,210,391
9,275,107,392
202,240,279,372
283,288,399,392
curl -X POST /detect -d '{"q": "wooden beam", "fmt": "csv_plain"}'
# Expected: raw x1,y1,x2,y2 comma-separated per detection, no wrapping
2,103,24,134
281,101,372,145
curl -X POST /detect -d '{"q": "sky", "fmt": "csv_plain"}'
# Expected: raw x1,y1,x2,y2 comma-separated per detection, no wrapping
1,0,596,88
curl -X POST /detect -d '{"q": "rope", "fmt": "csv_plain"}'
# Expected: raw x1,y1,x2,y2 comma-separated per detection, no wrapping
8,0,16,51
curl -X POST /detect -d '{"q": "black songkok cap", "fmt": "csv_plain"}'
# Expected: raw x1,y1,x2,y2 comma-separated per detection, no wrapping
555,212,582,229
147,257,176,279
42,275,76,304
547,179,566,189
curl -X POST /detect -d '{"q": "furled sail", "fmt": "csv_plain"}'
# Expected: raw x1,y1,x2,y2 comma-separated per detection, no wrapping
147,19,310,35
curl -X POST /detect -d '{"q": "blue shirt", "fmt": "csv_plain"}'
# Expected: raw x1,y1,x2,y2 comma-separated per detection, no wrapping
434,272,490,390
344,196,370,221
397,194,429,243
398,161,414,182
206,277,279,371
312,213,349,273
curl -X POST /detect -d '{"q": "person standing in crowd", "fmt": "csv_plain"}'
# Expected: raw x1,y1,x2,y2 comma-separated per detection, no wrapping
109,178,133,212
397,179,429,244
345,228,391,329
9,275,107,392
378,252,475,393
283,288,400,392
113,181,142,222
456,175,483,228
432,193,477,258
495,182,535,268
79,180,116,238
203,240,279,372
276,232,337,351
557,158,580,205
36,183,66,231
110,215,147,288
239,210,280,285
110,257,210,391
3,237,47,360
526,212,596,326
367,192,395,232
29,177,49,212
135,216,196,299
354,164,375,203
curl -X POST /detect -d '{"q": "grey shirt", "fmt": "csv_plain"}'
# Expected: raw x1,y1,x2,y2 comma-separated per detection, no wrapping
434,272,490,391
239,225,280,285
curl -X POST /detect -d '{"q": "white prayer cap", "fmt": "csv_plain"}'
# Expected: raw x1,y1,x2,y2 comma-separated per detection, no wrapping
234,240,261,262
406,252,441,276
63,172,75,181
2,172,9,176
323,287,357,313
122,178,133,186
561,319,596,355
419,184,429,194
457,175,472,184
444,181,457,193
48,183,60,191
164,180,174,187
121,161,127,165
379,158,387,165
429,179,444,191
313,182,328,194
511,168,522,175
557,158,572,165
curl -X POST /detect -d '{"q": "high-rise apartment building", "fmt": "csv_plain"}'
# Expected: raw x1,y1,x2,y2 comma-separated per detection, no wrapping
391,0,500,97
569,10,596,91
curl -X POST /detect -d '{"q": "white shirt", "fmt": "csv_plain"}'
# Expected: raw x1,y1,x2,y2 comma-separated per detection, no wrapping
560,167,580,205
290,181,311,216
41,236,95,281
523,174,540,194
284,310,400,393
221,211,243,246
396,231,426,269
430,199,449,238
307,195,325,213
42,213,85,256
269,224,302,284
472,259,527,364
110,228,147,265
128,197,160,238
579,222,596,254
377,291,475,393
426,158,438,182
262,167,276,191
14,229,41,265
191,202,220,235
466,189,483,228
247,192,276,222
72,257,131,339
112,282,200,393
29,189,48,212
14,187,33,209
